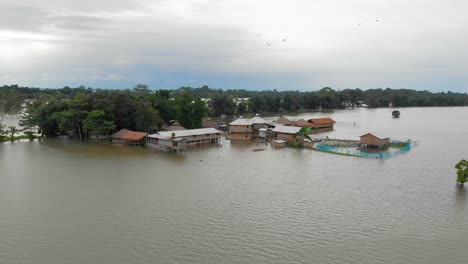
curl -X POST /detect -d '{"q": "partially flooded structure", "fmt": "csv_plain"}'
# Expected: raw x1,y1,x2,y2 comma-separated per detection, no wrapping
229,114,269,140
112,129,148,146
272,126,302,142
359,133,390,149
307,118,336,132
147,128,222,152
275,117,336,133
229,117,253,140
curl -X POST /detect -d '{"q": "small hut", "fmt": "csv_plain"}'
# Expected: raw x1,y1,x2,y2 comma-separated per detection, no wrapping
277,116,293,126
307,118,336,132
272,125,302,142
112,129,148,146
359,133,389,149
163,122,186,131
293,119,311,127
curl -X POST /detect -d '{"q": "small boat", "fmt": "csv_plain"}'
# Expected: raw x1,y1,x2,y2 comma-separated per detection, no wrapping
392,110,400,118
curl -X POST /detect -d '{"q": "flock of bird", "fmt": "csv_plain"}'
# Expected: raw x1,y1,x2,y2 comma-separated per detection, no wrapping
258,19,381,47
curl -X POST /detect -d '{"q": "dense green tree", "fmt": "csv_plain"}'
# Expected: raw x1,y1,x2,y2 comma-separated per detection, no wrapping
133,84,151,97
149,90,176,123
455,160,468,186
174,92,208,129
134,100,163,133
83,110,107,141
211,94,236,117
236,102,247,115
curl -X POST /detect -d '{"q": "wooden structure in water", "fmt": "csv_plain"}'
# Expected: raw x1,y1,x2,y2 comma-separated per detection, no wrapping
392,110,400,118
111,129,148,146
359,133,390,149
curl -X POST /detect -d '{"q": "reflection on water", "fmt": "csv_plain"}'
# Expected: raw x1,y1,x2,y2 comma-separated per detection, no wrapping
1,107,468,264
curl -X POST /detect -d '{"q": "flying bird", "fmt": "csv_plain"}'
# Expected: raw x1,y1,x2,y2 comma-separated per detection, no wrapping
267,43,271,46
283,38,286,42
376,20,379,22
257,34,260,37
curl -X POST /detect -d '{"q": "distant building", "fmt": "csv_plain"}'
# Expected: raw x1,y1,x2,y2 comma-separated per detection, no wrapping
163,122,187,131
359,133,389,149
112,129,148,146
147,128,222,152
307,118,336,132
202,119,221,130
293,119,311,127
277,116,293,126
275,117,336,133
272,125,302,142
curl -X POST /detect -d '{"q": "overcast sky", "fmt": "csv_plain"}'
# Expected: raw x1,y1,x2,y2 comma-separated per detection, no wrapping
1,0,467,91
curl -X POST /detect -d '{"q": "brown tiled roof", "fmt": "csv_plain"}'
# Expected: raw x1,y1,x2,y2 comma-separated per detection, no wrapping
308,117,336,125
360,133,389,140
277,116,292,126
293,119,311,127
112,129,148,141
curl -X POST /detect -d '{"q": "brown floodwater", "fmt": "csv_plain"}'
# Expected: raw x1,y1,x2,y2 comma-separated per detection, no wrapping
1,107,467,264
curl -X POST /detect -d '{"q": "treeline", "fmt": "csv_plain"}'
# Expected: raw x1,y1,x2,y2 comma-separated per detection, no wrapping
1,84,468,139
5,84,207,139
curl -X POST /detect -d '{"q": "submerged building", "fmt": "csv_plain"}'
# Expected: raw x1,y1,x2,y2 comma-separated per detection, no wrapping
147,128,222,152
112,129,148,146
229,114,269,140
307,118,336,132
275,116,336,133
359,133,390,149
272,125,302,142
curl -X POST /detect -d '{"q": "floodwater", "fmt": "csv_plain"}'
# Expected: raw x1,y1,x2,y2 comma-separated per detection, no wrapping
1,107,467,264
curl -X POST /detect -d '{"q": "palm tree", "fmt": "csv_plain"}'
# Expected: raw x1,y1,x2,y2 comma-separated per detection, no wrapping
292,127,313,148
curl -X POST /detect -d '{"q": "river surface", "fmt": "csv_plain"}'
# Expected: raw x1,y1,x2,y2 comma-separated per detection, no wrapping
1,107,467,264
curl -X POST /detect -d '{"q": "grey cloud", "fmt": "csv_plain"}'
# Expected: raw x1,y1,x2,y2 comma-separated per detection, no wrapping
0,5,49,31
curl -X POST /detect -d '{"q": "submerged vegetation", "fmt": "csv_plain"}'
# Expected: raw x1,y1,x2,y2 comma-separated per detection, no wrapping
455,160,468,186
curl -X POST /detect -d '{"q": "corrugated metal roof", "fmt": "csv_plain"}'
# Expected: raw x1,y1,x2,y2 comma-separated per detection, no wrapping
249,114,268,124
229,117,253,125
147,134,170,139
151,128,221,138
272,125,302,134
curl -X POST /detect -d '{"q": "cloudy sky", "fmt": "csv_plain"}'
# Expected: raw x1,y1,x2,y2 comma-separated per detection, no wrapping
1,0,467,91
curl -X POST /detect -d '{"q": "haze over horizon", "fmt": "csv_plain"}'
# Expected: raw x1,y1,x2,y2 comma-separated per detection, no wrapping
1,0,467,92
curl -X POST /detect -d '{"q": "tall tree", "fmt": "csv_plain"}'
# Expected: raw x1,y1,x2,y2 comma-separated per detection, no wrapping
83,110,107,141
174,92,208,129
134,100,163,133
211,94,235,117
